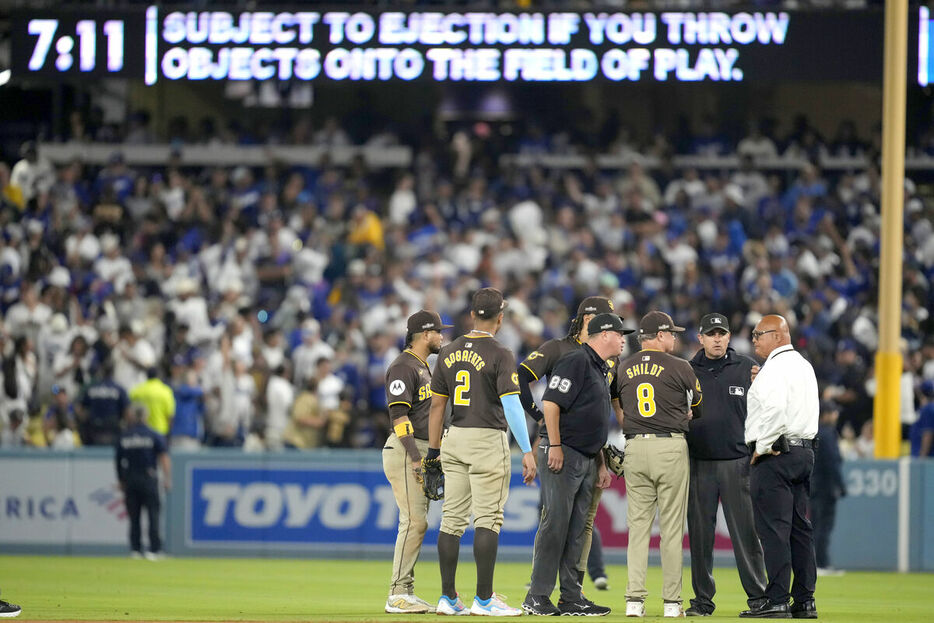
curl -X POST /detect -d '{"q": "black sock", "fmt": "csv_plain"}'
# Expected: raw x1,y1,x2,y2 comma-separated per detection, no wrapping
438,531,460,600
474,527,499,600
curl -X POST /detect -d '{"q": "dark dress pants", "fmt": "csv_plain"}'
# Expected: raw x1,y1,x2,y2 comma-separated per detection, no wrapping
688,456,767,613
529,444,596,601
125,476,162,553
810,495,838,569
749,447,817,605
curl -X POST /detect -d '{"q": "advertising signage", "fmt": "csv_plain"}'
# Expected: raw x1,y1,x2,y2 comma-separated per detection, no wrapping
10,6,921,85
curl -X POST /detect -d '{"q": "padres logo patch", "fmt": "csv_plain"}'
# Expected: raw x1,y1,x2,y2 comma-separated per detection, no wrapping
389,380,406,396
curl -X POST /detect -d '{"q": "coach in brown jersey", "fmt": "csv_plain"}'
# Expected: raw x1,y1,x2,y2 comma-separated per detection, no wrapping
427,288,537,617
382,310,451,614
518,296,627,596
618,311,704,619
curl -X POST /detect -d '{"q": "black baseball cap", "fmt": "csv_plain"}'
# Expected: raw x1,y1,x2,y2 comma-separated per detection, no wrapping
577,296,615,317
699,313,730,334
472,287,508,318
639,311,686,336
406,310,452,334
588,313,634,335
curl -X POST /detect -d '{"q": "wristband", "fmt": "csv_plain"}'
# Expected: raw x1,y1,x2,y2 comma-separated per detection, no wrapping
549,444,561,447
426,447,441,461
393,420,414,438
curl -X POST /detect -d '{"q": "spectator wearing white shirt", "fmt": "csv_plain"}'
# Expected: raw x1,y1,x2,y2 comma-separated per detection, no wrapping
265,364,295,451
10,141,55,205
292,319,335,385
4,281,51,342
742,315,819,619
113,322,156,394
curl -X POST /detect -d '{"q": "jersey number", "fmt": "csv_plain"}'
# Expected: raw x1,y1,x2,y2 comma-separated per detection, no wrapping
637,382,657,418
548,375,572,393
453,370,471,406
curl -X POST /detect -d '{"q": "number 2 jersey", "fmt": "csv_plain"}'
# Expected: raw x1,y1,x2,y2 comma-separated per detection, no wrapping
618,349,702,435
431,334,520,431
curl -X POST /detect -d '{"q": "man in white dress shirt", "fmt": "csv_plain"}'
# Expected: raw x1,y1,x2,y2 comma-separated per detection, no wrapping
741,315,819,619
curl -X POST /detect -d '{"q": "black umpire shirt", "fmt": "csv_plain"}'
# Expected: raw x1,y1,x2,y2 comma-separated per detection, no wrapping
541,344,611,458
687,347,755,460
116,423,166,484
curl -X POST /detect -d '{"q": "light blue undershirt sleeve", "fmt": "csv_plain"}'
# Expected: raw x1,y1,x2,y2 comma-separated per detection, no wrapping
501,393,532,453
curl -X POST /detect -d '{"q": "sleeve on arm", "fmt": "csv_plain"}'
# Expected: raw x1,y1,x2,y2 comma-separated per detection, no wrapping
496,348,521,398
519,341,556,381
517,364,543,420
753,369,786,456
501,393,532,453
386,364,416,407
542,355,585,410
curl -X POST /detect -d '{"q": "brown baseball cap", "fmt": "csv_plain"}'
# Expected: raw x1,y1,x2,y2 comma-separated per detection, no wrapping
577,296,614,316
639,311,686,336
406,310,452,334
472,287,508,318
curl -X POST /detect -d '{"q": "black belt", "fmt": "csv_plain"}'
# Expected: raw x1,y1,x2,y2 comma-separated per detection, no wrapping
625,432,684,439
747,436,817,453
787,438,817,449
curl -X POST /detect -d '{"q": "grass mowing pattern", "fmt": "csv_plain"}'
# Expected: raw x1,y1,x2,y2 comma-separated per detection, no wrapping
1,555,932,621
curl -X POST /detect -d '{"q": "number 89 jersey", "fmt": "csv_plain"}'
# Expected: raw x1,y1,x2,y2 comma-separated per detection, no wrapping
618,349,702,435
430,334,520,431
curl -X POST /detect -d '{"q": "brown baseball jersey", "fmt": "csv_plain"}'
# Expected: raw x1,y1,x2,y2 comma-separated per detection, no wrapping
520,336,620,401
431,334,519,430
618,349,702,435
385,349,433,440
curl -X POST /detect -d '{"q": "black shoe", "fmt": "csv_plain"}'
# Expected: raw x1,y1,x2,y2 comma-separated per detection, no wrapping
557,597,610,616
739,601,791,618
0,598,22,618
523,595,560,616
790,599,817,619
685,605,712,616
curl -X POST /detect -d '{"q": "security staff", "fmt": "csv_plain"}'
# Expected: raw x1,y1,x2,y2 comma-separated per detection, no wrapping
518,296,625,595
427,287,536,617
116,405,171,559
619,311,703,619
382,310,451,614
686,313,767,617
76,361,130,446
523,313,628,617
741,315,819,619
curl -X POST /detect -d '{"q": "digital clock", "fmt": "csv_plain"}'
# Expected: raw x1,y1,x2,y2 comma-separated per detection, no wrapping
11,10,146,79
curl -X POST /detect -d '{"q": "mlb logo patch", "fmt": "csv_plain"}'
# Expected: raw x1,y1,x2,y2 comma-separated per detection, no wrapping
729,386,745,396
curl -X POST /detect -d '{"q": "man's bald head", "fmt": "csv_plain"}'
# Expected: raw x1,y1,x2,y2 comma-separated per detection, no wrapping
753,314,791,360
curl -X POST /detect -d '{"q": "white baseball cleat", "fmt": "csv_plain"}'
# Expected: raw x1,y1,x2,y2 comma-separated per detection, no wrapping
470,593,523,616
626,600,646,617
663,602,685,617
436,594,470,616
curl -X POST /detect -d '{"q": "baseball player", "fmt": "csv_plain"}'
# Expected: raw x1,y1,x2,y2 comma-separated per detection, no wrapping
425,288,536,616
382,310,452,614
518,296,626,595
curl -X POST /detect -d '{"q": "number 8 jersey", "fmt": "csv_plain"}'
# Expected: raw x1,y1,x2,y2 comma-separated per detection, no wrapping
618,349,703,435
430,334,520,431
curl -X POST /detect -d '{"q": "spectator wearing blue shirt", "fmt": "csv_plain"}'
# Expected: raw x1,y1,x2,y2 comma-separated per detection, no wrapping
116,405,171,560
77,361,129,446
170,366,205,451
910,381,934,458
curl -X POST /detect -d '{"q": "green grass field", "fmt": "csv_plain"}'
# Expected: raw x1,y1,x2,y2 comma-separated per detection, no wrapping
0,555,931,621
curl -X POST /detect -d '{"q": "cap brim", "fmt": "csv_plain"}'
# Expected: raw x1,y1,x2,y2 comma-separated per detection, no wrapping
620,328,637,335
439,323,454,330
700,327,730,334
671,325,687,332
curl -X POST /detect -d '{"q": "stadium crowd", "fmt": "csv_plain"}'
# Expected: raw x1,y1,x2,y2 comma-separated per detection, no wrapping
0,113,932,453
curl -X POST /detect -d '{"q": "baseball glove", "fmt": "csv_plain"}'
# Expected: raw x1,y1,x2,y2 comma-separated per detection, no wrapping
602,443,625,478
421,457,444,500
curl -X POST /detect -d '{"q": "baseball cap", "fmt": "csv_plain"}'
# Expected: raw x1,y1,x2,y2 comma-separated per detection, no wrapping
406,310,453,334
639,311,686,336
699,313,730,334
587,313,633,335
472,287,508,318
577,296,615,317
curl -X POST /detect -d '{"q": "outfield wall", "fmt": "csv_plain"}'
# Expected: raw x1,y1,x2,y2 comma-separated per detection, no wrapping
1,449,931,571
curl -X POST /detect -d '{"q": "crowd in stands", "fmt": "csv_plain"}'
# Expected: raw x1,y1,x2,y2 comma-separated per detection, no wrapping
0,111,932,455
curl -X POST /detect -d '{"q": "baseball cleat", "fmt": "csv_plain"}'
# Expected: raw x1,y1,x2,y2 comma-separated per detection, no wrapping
471,593,522,616
385,594,434,614
436,594,470,616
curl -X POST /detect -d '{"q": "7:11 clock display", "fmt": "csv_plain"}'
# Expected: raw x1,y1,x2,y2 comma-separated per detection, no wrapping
28,19,125,72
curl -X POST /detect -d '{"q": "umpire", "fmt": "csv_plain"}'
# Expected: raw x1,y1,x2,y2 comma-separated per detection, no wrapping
523,313,627,617
685,313,767,617
116,405,171,559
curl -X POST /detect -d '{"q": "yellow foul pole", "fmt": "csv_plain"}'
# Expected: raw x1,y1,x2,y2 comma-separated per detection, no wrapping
873,0,907,459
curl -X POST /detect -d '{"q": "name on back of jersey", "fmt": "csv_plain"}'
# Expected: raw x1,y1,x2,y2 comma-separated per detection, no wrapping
442,349,486,371
625,362,666,379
